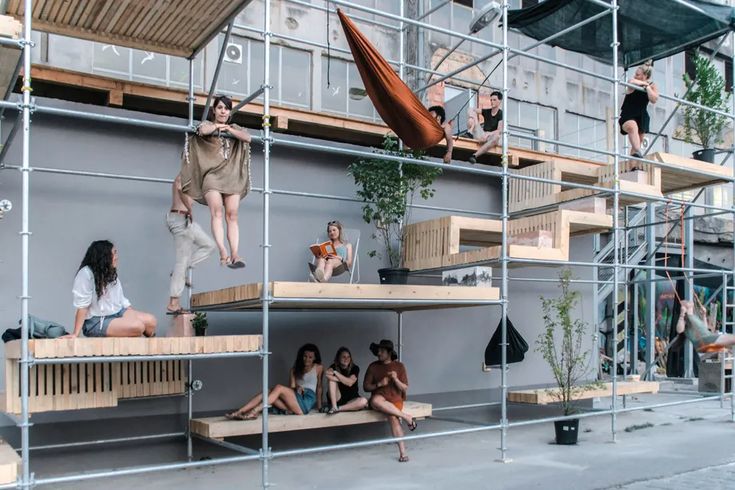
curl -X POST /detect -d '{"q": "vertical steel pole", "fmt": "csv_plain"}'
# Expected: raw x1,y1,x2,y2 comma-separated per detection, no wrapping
261,0,273,487
645,203,656,380
730,13,735,422
399,0,405,81
19,0,33,487
684,206,694,378
188,58,195,127
397,312,403,359
632,281,639,375
498,0,510,463
185,51,196,463
610,0,620,443
623,208,630,379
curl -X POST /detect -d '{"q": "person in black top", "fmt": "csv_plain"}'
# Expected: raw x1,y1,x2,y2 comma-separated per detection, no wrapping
324,346,368,414
619,60,659,158
469,91,503,164
428,105,454,164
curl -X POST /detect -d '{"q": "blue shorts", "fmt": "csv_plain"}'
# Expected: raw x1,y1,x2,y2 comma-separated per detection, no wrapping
295,388,316,414
82,308,127,337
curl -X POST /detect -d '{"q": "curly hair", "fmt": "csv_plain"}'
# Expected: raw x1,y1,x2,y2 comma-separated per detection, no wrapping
79,240,117,299
293,343,322,379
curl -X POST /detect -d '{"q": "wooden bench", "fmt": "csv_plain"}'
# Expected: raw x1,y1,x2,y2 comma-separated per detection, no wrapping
190,401,432,439
507,381,660,405
402,210,612,271
651,152,732,194
1,336,262,414
0,439,19,485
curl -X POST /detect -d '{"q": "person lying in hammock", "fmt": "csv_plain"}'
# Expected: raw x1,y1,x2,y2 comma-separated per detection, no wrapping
428,106,454,164
676,300,735,353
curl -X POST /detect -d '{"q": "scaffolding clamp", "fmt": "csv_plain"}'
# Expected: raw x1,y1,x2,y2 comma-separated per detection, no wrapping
261,114,272,128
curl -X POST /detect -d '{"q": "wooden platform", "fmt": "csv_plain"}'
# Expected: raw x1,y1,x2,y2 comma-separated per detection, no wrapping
0,16,22,97
2,336,262,414
190,282,500,312
403,210,612,271
0,439,19,485
190,401,432,439
651,152,732,194
6,0,254,57
507,381,660,405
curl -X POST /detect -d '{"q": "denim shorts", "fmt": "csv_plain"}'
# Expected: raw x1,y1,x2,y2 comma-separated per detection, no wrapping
295,388,316,414
82,308,127,337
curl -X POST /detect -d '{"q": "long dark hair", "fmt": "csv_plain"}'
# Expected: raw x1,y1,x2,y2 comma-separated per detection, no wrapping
293,343,321,379
79,240,117,299
207,95,233,122
333,346,354,373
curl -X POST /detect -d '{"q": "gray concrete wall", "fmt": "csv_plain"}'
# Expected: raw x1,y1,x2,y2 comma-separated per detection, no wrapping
0,98,595,426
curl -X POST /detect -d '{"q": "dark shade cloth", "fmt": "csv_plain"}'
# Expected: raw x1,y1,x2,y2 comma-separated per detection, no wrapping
507,0,735,68
484,318,529,367
337,9,444,150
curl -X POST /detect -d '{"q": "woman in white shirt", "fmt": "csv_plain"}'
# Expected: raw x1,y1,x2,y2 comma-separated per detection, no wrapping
69,240,157,338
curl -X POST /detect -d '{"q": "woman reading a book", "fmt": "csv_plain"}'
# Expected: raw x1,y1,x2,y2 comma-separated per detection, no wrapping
309,220,353,282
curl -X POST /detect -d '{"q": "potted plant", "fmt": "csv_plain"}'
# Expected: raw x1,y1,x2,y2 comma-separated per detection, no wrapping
682,52,732,163
536,269,597,445
192,312,208,337
348,135,442,284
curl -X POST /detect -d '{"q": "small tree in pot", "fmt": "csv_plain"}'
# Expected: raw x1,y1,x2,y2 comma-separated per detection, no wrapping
192,312,208,337
348,136,442,284
682,52,731,163
536,269,597,444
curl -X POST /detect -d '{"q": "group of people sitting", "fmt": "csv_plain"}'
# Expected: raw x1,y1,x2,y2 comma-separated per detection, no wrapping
225,340,417,462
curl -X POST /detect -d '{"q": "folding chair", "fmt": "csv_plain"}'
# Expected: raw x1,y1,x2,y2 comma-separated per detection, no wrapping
307,228,360,284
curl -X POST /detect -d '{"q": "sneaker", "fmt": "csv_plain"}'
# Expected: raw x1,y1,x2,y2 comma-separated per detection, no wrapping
469,155,477,164
631,151,642,158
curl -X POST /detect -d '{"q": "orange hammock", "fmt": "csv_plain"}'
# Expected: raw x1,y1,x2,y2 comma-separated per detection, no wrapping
337,9,444,150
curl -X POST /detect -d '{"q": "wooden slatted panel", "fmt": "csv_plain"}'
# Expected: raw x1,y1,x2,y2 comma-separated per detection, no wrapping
508,381,659,404
116,360,186,399
6,0,254,57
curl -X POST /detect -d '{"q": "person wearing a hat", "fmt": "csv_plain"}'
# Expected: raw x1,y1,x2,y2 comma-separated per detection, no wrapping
363,339,417,462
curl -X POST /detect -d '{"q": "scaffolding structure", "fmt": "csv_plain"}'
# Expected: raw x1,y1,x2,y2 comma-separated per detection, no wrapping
1,0,735,488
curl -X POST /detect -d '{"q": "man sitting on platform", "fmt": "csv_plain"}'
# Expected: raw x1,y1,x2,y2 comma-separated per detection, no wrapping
363,339,417,463
468,90,503,164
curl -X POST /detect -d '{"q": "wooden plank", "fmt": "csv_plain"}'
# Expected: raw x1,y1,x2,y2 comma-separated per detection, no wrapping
508,381,660,404
191,401,433,439
0,439,20,484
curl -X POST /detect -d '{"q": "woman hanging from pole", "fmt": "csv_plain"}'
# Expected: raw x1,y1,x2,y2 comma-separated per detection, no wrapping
676,300,735,352
180,95,252,269
226,343,323,420
619,60,659,158
68,240,157,338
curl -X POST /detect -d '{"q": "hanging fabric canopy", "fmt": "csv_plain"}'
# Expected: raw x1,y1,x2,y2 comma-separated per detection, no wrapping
337,9,444,150
507,0,735,68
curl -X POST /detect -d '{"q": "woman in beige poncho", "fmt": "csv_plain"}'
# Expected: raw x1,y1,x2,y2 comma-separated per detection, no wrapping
180,95,252,268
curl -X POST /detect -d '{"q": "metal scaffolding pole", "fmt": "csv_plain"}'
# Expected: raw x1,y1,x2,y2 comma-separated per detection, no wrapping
644,203,656,381
610,0,620,443
261,0,273,487
498,0,510,464
731,2,735,423
684,205,695,378
201,21,235,123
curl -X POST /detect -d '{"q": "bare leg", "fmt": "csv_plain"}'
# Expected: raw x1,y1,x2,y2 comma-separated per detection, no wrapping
338,396,368,412
205,191,227,263
314,257,327,282
388,416,408,461
234,392,264,415
473,131,500,158
328,379,341,409
370,394,413,425
322,260,337,282
223,194,242,262
622,120,641,154
106,308,156,337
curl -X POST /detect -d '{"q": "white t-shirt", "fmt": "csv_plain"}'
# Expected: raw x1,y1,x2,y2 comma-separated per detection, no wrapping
72,266,131,319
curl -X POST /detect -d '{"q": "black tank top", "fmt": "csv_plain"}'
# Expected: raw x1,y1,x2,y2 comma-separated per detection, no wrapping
620,89,649,116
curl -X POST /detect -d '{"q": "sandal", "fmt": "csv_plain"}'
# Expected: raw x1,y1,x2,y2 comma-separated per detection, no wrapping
165,308,189,316
407,417,417,432
398,455,409,463
220,256,231,267
327,407,339,415
228,257,246,269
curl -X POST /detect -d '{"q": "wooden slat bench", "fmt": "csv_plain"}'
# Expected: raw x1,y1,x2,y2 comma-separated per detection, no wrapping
507,381,660,405
190,401,432,439
1,336,262,414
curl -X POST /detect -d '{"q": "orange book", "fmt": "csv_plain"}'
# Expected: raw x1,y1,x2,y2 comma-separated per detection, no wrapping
309,241,336,258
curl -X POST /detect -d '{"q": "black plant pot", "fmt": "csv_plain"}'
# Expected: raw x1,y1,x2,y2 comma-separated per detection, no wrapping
692,148,715,163
194,328,206,337
554,419,579,445
378,268,409,285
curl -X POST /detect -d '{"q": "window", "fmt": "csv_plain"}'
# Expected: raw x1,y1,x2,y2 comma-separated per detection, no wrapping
559,113,606,161
444,84,477,135
504,99,557,151
453,0,473,7
218,36,311,110
321,56,380,122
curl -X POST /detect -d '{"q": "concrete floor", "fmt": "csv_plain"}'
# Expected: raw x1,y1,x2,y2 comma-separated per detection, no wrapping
10,388,735,489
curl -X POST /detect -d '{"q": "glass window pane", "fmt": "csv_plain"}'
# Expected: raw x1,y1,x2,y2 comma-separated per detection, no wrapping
93,43,130,75
170,56,203,90
322,57,348,114
347,62,373,118
132,50,166,83
220,37,249,96
281,47,311,108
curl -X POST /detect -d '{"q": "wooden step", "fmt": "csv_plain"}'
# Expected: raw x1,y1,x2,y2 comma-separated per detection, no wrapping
0,439,19,485
507,381,660,405
190,401,432,439
651,152,731,194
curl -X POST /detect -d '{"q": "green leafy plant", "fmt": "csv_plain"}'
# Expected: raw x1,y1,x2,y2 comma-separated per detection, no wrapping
682,52,732,150
536,269,597,416
348,136,442,268
192,312,208,337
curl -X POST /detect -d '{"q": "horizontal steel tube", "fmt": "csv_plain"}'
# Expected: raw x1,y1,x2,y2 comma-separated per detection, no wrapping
32,350,263,365
24,432,185,452
193,433,259,455
271,297,501,305
284,0,400,31
506,277,613,286
432,401,502,412
628,272,725,285
1,164,499,217
508,257,723,274
0,37,21,48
